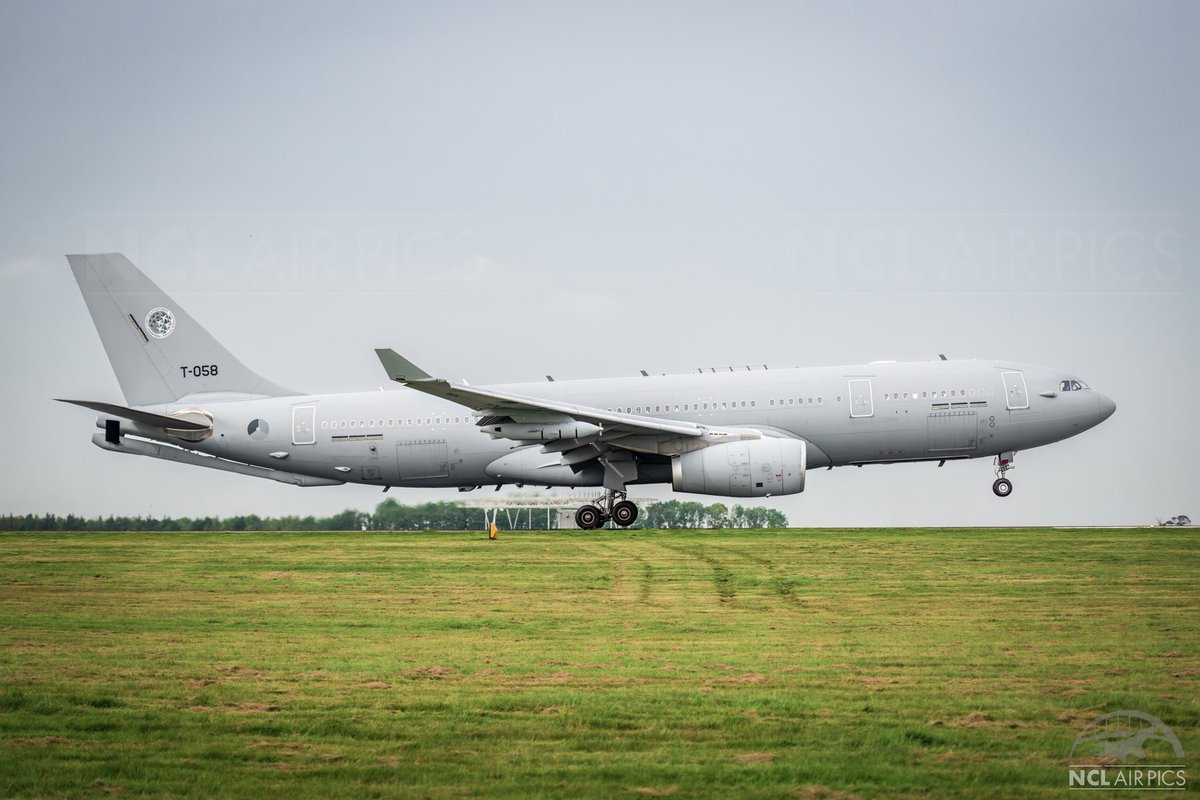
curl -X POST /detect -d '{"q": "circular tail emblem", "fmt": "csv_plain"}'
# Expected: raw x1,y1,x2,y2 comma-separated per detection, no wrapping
145,307,176,338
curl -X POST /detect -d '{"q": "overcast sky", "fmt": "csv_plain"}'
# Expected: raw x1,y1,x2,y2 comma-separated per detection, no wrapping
1,1,1196,526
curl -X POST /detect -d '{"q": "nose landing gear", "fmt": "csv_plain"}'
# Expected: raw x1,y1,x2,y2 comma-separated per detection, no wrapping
574,490,639,529
992,451,1015,498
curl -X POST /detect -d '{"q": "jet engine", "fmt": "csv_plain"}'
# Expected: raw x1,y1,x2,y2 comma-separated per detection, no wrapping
671,438,806,497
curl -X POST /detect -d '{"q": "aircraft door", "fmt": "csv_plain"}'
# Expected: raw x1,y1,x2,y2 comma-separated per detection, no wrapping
291,405,316,445
1001,372,1029,410
848,379,874,418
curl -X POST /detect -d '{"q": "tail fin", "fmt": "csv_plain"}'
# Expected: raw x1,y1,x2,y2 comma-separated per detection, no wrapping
67,253,298,405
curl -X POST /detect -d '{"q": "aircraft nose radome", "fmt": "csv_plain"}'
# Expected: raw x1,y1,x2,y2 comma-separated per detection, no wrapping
1097,393,1117,423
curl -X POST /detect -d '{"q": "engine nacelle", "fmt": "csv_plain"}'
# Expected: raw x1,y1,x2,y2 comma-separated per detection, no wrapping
671,438,806,497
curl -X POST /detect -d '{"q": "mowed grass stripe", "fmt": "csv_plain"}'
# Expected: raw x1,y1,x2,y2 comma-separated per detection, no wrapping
0,529,1196,798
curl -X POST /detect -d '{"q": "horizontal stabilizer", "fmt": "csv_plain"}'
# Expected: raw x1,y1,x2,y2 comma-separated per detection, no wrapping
56,399,210,431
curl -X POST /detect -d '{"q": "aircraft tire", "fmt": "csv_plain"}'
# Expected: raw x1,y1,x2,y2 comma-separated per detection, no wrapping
992,478,1013,498
575,504,603,530
612,500,638,527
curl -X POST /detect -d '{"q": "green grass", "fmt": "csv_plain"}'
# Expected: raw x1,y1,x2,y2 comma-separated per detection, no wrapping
0,528,1196,798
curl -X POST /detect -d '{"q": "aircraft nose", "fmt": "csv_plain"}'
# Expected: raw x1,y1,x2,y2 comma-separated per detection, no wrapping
1096,392,1116,424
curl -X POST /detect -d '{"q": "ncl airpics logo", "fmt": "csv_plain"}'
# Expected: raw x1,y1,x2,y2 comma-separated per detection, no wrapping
145,307,176,339
1068,710,1186,790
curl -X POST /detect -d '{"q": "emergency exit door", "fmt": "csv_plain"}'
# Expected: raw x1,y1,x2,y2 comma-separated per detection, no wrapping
291,405,316,445
848,379,874,418
1002,372,1029,410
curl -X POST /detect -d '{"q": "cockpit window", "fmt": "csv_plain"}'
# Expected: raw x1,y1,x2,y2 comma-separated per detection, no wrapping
1060,379,1088,392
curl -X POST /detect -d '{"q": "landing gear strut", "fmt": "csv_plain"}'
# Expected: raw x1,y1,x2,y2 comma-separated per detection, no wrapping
574,490,639,530
992,451,1015,498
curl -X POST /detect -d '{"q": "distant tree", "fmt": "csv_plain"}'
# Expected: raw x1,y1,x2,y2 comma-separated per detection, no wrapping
705,502,730,529
324,509,367,531
642,500,685,529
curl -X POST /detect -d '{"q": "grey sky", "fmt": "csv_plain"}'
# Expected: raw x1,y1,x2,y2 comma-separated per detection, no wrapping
1,1,1196,525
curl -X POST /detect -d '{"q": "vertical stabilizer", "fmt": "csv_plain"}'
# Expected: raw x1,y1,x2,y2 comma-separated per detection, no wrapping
67,253,298,405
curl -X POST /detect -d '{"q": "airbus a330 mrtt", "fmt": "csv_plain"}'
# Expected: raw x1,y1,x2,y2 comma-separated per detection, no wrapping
60,254,1116,528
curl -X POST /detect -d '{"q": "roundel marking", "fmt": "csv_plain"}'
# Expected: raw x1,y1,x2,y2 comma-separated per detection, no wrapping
247,419,270,440
145,307,176,338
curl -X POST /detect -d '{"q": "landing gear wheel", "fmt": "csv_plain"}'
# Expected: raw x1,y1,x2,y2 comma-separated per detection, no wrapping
992,452,1016,499
611,500,639,527
575,504,604,530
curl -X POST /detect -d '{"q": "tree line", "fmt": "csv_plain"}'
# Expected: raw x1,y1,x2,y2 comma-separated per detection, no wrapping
0,510,370,532
1,498,786,532
638,500,787,529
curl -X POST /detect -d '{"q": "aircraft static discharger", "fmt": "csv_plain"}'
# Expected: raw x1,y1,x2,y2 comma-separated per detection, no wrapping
60,254,1116,529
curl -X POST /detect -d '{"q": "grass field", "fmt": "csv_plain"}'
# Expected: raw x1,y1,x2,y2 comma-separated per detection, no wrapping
0,528,1196,798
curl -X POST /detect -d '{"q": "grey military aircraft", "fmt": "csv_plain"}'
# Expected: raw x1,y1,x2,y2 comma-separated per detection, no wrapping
60,254,1116,528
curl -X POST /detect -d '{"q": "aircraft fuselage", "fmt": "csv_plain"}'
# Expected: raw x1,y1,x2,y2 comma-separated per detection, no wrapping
64,253,1116,515
111,358,1114,491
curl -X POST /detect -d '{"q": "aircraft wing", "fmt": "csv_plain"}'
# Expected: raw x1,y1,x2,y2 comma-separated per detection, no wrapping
375,349,763,488
376,349,703,438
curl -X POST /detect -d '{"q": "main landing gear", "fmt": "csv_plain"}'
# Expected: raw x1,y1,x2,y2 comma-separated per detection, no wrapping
992,451,1015,498
575,490,639,530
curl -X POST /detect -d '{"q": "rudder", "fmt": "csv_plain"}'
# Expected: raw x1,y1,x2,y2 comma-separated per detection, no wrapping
67,253,298,405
